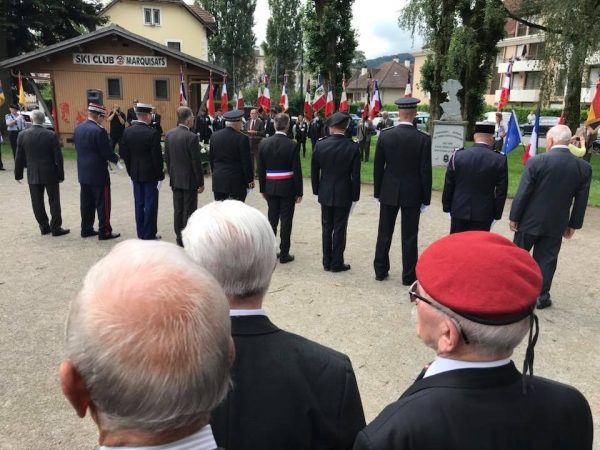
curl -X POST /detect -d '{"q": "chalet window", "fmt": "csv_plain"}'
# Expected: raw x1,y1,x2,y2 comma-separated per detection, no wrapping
143,7,161,26
107,77,122,99
167,41,181,52
154,78,169,100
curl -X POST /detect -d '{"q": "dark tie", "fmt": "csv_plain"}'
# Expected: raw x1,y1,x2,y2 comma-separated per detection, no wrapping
251,120,255,130
152,114,155,121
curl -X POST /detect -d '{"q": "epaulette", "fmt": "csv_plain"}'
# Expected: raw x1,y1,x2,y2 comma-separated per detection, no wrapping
417,129,430,136
381,126,394,132
449,147,465,171
318,136,329,141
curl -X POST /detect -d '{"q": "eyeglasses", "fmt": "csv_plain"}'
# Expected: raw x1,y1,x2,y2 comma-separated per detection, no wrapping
408,281,470,344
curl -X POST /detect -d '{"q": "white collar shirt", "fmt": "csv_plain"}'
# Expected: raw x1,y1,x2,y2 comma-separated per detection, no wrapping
398,121,414,126
229,308,266,317
99,424,218,450
424,356,511,378
275,131,287,136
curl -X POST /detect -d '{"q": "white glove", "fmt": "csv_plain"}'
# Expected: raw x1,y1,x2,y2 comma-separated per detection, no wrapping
157,180,162,191
246,188,253,195
447,213,452,220
491,219,498,229
374,198,380,205
350,201,357,214
420,204,429,213
116,161,124,170
130,179,133,187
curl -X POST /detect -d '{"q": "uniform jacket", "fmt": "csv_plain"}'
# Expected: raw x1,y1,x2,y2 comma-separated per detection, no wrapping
150,112,163,135
213,116,225,132
14,125,64,184
164,125,204,190
209,127,253,196
74,119,119,185
126,107,136,125
309,117,324,140
510,146,592,237
442,143,508,222
354,362,593,450
119,122,164,182
295,121,308,143
195,114,213,142
357,119,373,143
376,118,394,130
373,124,432,208
264,117,276,137
258,133,303,198
311,134,361,208
211,315,366,450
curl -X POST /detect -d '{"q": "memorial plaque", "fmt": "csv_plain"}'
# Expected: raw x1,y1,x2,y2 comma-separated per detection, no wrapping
431,121,466,166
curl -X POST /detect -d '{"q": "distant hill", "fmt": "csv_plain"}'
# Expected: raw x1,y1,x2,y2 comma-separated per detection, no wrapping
365,53,414,68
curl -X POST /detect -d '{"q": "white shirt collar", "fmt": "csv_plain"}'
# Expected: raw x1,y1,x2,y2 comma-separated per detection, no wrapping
552,145,569,150
398,121,413,126
230,308,266,317
424,356,511,378
332,132,345,136
275,131,287,136
99,424,217,450
474,141,490,145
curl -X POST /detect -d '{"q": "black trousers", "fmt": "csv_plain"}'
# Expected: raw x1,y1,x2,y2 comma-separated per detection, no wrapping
267,195,296,256
110,135,122,153
214,191,247,202
173,188,198,246
321,204,350,270
9,130,20,159
513,232,562,302
374,204,420,284
311,137,318,151
29,183,62,233
297,139,307,157
80,184,113,239
450,218,491,234
359,139,371,162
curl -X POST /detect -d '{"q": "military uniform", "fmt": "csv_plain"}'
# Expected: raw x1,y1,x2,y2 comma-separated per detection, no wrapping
294,120,308,157
309,116,324,150
74,103,120,240
119,103,164,240
373,98,432,285
311,112,361,272
5,104,26,161
442,123,508,234
210,110,254,202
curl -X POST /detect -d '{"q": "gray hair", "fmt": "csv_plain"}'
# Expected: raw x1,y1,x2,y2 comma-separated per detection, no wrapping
182,200,277,300
274,113,290,131
64,240,231,433
31,110,45,125
547,124,572,143
177,106,194,124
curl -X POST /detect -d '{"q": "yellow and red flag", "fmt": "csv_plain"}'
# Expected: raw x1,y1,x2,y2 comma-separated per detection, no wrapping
585,76,600,132
18,73,27,110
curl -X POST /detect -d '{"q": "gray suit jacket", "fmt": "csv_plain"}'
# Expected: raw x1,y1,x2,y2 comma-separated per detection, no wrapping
510,146,592,237
164,125,204,190
14,125,64,184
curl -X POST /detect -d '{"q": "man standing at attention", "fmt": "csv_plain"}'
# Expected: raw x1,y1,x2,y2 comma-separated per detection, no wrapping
357,116,373,162
211,110,254,202
106,104,126,153
119,102,164,240
5,104,26,162
294,114,308,158
14,110,69,237
74,102,121,240
164,106,205,247
442,122,508,234
510,124,592,309
373,97,431,285
312,111,361,272
150,106,163,136
493,112,506,153
126,99,138,125
243,108,266,176
258,113,303,264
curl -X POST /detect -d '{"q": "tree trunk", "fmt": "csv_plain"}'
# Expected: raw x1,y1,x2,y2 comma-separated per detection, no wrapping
0,32,12,134
564,39,587,133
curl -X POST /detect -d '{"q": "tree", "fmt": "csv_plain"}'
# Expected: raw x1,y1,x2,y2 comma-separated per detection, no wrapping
261,0,302,90
301,0,357,101
198,0,257,90
350,50,366,71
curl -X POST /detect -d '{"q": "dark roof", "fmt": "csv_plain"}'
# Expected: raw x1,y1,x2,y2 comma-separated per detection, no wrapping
346,60,414,91
0,24,225,76
101,0,216,34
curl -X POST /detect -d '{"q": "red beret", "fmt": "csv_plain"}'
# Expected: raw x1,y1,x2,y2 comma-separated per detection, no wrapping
416,232,542,323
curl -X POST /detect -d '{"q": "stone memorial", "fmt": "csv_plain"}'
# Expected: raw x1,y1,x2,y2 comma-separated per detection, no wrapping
431,79,467,166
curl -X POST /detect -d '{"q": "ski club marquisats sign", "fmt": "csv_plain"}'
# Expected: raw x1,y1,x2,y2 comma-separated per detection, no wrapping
73,53,167,68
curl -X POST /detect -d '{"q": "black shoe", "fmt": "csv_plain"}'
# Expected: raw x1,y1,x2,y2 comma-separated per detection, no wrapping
331,264,351,272
81,230,99,238
52,228,70,237
41,228,52,236
375,272,389,281
99,232,121,241
536,298,552,310
277,252,281,258
402,280,416,287
0,167,5,171
323,266,330,272
280,254,295,264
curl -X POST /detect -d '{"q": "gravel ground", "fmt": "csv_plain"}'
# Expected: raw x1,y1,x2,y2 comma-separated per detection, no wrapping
0,158,598,449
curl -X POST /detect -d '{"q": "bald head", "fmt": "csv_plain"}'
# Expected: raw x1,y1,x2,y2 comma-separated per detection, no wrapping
398,108,417,122
546,125,572,146
61,240,232,433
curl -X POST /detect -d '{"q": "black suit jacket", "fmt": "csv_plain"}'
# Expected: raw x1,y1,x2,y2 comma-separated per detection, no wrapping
74,120,119,185
442,143,508,222
195,114,213,142
510,146,592,237
209,127,253,196
213,116,225,132
295,121,308,143
258,134,303,198
150,113,163,135
119,122,164,182
354,363,593,450
126,107,136,125
265,117,276,136
211,315,366,450
164,125,204,190
309,117,324,140
311,134,361,208
374,124,432,207
14,125,64,184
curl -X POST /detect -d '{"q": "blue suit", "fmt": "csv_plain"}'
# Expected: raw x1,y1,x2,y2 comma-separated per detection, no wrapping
74,119,120,239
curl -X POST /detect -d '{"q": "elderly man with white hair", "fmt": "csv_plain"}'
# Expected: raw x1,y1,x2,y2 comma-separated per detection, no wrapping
510,124,592,309
183,200,366,450
59,240,233,449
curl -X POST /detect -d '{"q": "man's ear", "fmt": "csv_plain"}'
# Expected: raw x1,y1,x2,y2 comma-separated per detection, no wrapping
437,317,461,354
59,360,91,419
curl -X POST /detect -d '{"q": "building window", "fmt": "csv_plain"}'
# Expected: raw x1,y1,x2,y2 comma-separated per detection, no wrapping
154,78,169,100
166,40,181,52
527,42,545,60
143,6,161,26
107,77,122,99
525,72,542,90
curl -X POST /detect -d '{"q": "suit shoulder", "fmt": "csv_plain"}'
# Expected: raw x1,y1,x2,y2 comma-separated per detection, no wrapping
278,329,351,367
532,376,591,408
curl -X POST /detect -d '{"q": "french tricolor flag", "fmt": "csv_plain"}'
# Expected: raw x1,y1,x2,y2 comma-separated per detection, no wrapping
369,79,382,120
339,78,348,112
499,59,513,110
325,82,334,118
523,107,540,164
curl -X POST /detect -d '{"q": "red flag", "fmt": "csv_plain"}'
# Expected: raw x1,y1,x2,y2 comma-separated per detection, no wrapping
207,77,216,118
325,82,334,118
304,79,312,121
261,74,271,114
256,84,264,114
339,78,348,112
237,86,245,110
558,111,564,125
279,74,289,113
498,59,513,110
221,76,228,113
369,79,382,121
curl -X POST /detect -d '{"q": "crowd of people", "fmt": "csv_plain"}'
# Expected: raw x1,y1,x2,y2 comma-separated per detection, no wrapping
5,93,595,448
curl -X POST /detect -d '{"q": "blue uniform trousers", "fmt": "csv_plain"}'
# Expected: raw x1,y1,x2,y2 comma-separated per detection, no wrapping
133,181,159,240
